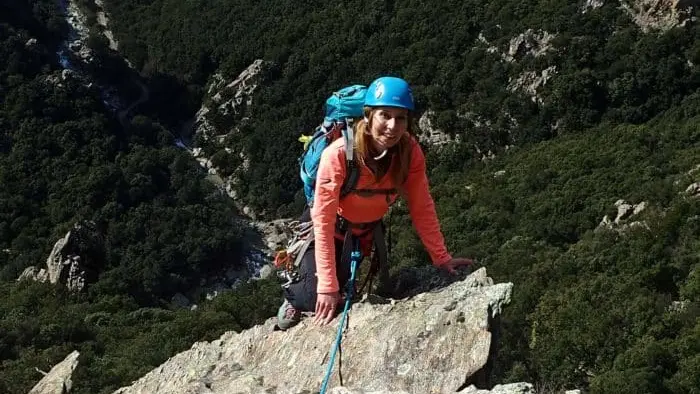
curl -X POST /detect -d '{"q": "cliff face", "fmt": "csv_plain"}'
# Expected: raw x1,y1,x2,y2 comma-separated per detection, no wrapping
108,268,521,394
620,0,699,31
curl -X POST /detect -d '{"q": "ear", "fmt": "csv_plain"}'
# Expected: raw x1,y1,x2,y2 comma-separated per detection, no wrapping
363,117,369,123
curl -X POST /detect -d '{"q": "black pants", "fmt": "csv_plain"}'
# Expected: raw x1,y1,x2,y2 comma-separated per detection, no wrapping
283,238,351,312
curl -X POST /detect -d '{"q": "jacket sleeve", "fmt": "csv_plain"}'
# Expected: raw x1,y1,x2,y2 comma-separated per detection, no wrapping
404,140,452,266
311,146,345,294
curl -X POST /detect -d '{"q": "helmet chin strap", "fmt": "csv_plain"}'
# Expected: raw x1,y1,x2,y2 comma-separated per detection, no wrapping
373,149,388,160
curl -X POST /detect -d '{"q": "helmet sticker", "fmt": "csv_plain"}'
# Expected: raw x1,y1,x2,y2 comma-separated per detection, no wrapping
374,82,384,99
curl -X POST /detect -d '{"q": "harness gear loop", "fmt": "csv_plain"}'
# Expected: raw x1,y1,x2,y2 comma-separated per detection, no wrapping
275,220,315,287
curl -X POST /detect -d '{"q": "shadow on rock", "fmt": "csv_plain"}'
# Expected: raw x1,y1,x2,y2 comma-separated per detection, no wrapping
387,263,478,300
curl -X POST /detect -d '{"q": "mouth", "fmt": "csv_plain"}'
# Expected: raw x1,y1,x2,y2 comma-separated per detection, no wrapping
380,133,400,146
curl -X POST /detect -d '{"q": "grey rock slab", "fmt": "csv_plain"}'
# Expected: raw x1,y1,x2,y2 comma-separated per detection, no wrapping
28,350,80,394
114,268,513,394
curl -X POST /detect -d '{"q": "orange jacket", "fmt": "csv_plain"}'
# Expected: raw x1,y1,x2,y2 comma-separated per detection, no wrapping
311,136,452,294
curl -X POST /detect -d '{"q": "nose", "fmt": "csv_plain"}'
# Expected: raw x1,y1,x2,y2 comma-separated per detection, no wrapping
386,117,396,130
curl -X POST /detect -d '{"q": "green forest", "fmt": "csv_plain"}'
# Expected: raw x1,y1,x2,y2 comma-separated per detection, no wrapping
1,0,699,393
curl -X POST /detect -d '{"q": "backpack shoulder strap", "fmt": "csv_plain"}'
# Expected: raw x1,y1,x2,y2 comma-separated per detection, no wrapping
340,119,359,198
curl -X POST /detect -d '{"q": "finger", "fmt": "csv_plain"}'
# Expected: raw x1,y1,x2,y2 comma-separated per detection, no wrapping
313,302,326,324
322,307,336,325
316,303,332,325
314,308,325,325
315,302,329,325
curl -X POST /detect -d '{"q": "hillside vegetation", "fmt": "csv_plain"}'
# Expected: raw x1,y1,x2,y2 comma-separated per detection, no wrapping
0,1,698,393
106,0,700,217
0,3,277,393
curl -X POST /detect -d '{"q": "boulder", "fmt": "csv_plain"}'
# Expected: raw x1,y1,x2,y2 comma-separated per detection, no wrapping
113,268,518,394
28,351,80,394
17,221,103,292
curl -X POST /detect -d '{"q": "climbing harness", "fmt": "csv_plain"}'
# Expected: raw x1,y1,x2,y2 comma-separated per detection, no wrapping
319,247,361,394
274,214,389,290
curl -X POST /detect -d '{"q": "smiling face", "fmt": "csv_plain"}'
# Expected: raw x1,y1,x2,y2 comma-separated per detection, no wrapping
367,106,409,152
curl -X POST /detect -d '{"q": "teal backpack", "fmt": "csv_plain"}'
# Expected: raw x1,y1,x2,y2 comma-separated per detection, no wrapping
299,84,367,206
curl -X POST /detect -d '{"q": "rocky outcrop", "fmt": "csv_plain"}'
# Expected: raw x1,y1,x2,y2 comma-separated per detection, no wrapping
582,0,606,12
680,164,700,198
597,199,649,231
461,384,535,394
471,29,556,139
61,0,93,63
476,28,555,64
95,0,119,52
418,110,461,146
28,350,80,394
189,60,271,219
620,0,699,32
194,60,269,141
18,221,103,292
505,29,555,63
686,182,700,197
502,31,558,105
476,32,501,55
62,0,121,58
43,69,80,90
320,383,535,394
581,0,699,28
113,268,522,394
253,218,298,252
508,66,557,104
55,0,124,114
672,164,700,198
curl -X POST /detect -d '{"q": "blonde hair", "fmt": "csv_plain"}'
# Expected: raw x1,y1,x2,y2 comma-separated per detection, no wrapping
353,107,413,188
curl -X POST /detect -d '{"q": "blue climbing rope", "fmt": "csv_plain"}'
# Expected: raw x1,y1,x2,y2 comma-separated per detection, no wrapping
319,249,361,394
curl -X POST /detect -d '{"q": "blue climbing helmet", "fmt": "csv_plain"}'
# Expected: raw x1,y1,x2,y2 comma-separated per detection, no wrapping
364,76,415,111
